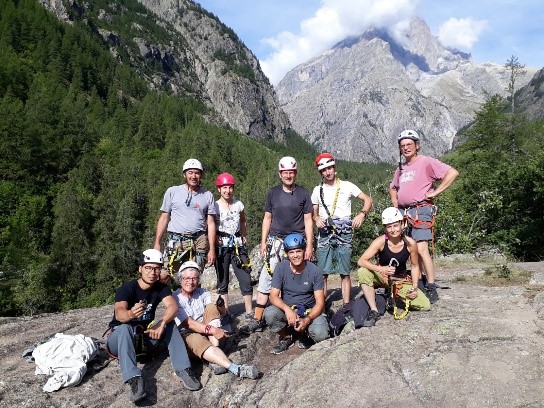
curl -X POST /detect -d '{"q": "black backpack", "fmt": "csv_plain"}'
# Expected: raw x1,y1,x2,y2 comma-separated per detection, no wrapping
329,303,353,337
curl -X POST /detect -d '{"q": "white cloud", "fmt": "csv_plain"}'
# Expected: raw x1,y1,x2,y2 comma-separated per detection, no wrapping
260,0,421,84
437,17,488,50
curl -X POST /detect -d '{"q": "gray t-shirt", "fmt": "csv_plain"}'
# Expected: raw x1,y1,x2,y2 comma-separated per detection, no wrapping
270,260,324,308
159,185,216,234
265,185,312,237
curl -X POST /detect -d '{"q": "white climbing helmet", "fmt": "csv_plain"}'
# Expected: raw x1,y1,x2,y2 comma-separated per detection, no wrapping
140,249,164,265
381,207,404,225
278,156,297,172
182,158,204,173
397,129,420,143
177,261,201,283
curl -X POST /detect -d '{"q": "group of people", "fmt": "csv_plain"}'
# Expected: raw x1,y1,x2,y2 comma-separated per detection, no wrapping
105,129,458,403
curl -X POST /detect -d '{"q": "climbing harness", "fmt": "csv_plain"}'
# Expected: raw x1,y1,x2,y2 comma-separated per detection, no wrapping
218,231,252,272
165,232,204,278
263,235,283,276
402,200,438,256
319,178,341,230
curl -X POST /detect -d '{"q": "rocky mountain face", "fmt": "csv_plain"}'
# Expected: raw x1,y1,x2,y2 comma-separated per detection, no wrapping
38,0,290,143
517,68,544,121
277,17,538,163
2,259,544,407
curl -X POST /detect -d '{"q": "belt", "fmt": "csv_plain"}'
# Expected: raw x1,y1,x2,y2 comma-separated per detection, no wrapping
169,231,205,240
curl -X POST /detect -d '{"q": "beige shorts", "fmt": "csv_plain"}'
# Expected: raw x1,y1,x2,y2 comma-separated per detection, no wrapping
183,304,222,358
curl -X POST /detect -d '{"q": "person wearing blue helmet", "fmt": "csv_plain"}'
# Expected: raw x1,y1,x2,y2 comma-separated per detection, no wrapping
263,233,329,354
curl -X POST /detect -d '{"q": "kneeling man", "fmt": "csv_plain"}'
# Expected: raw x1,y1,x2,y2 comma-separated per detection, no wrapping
264,233,330,354
174,261,259,380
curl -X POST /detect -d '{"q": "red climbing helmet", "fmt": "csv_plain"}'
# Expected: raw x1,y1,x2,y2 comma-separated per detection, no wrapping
315,153,335,171
215,172,236,187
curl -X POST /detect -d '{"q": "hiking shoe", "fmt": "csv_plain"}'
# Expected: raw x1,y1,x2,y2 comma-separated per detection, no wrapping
297,336,313,350
237,364,259,380
362,310,381,327
239,318,265,335
127,376,146,403
206,362,228,375
175,368,201,391
271,336,294,355
425,284,439,304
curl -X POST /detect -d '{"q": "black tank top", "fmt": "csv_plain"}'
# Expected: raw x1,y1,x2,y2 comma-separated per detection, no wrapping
378,235,410,274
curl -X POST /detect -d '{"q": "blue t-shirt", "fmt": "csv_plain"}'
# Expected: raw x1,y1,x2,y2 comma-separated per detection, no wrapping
265,185,312,236
109,279,171,328
270,260,323,308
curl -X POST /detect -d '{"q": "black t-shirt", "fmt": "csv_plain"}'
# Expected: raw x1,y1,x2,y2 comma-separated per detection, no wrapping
109,279,171,328
265,185,312,237
378,236,410,275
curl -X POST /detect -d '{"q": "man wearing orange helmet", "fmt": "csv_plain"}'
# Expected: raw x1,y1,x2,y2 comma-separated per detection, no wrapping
312,153,373,305
213,172,253,317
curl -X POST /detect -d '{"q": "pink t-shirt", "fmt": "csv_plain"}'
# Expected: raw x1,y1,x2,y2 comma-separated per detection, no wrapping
390,155,451,206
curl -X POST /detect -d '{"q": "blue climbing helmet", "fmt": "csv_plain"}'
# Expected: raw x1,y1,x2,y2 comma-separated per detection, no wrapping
283,233,306,252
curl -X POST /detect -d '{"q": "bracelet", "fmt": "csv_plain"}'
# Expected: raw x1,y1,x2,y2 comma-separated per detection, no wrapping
360,210,368,216
204,325,212,335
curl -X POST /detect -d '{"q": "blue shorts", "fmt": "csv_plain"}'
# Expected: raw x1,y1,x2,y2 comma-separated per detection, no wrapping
403,205,434,242
316,230,352,276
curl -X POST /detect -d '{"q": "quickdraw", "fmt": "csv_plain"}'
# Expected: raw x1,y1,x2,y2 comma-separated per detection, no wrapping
385,258,412,320
319,178,341,232
167,243,194,278
234,241,252,270
263,236,283,276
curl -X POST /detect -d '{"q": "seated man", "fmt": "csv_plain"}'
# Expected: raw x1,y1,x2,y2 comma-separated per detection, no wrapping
173,261,259,380
356,207,430,327
264,233,330,354
107,249,200,404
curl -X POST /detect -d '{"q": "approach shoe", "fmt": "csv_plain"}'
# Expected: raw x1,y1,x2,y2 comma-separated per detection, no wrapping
271,336,294,355
237,364,259,380
425,284,439,304
239,318,265,335
206,361,228,375
296,336,314,350
362,310,381,327
127,376,146,403
175,368,201,391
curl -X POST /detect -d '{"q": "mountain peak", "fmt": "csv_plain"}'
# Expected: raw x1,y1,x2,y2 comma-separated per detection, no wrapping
277,16,536,163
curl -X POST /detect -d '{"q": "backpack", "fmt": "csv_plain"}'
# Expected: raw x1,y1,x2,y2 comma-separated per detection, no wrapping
329,303,353,337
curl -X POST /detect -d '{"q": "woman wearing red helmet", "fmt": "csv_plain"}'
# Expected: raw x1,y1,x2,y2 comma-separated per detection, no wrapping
213,173,253,318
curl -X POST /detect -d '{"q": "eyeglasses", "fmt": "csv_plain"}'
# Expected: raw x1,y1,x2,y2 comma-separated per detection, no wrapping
182,277,199,282
143,266,162,273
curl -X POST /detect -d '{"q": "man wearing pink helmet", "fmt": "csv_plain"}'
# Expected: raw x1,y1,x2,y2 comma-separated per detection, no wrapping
241,156,313,333
389,130,458,303
213,172,253,317
153,158,217,281
312,152,373,305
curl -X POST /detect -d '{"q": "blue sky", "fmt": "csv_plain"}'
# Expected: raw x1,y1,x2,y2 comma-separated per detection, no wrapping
196,0,544,85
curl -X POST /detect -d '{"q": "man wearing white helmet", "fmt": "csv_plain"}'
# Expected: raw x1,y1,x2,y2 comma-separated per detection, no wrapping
356,208,430,327
107,249,201,403
311,152,373,305
389,130,458,303
153,158,217,279
173,261,259,380
241,156,313,333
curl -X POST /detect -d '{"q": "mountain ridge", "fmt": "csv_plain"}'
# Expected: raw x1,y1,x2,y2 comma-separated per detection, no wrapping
277,17,538,163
